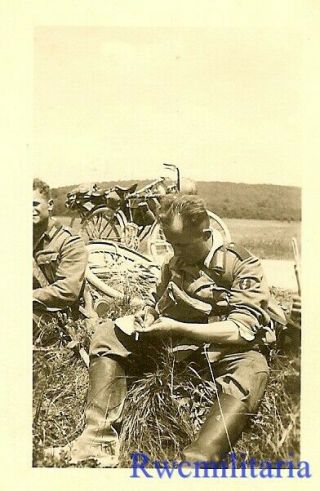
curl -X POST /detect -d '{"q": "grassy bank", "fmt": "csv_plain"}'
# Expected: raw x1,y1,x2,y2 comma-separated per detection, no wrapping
33,288,300,468
33,216,300,467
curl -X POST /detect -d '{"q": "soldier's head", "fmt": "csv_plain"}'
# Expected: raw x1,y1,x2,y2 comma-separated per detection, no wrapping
158,194,211,264
33,178,54,228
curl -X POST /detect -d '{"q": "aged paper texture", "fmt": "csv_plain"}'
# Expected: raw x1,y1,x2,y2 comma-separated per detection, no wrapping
1,1,320,489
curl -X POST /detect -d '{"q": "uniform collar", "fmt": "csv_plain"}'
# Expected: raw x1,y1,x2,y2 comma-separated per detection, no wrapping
203,233,224,268
33,217,60,251
43,217,60,240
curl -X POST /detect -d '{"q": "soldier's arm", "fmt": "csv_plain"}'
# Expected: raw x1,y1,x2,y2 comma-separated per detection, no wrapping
155,255,172,299
143,254,172,307
138,316,246,344
196,253,269,343
224,252,270,342
134,255,172,328
33,235,88,309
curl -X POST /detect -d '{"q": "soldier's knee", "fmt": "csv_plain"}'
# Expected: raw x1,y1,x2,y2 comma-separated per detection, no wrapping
241,352,269,412
246,370,268,412
89,319,134,360
89,319,115,357
220,351,269,413
251,350,269,372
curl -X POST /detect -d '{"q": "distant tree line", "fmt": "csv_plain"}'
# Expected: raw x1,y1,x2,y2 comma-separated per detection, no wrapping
51,180,301,222
197,181,301,221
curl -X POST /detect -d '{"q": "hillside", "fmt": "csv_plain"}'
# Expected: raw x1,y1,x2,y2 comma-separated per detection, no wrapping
51,180,301,221
197,181,300,221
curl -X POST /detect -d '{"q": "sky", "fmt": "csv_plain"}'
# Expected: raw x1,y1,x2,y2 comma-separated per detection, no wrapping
33,27,303,187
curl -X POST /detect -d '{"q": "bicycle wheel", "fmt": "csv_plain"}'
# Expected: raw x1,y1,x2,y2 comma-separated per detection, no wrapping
147,222,172,264
147,210,232,265
80,207,125,243
86,240,160,304
122,222,140,251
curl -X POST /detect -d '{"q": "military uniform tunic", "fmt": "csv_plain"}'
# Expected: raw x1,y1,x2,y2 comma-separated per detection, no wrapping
33,218,88,310
155,242,275,360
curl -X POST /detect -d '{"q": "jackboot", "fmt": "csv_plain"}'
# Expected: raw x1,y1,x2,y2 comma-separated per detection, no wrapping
45,356,126,467
182,393,249,463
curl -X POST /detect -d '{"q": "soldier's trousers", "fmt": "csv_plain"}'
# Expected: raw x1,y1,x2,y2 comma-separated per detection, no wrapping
86,319,269,447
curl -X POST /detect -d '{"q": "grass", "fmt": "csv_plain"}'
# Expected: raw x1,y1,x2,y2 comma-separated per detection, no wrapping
33,288,300,468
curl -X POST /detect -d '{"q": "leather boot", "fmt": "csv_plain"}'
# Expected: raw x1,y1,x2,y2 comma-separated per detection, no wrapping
182,393,249,463
45,356,126,467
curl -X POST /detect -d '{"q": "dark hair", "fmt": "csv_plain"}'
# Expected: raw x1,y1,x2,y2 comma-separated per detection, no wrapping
33,178,51,201
158,194,209,230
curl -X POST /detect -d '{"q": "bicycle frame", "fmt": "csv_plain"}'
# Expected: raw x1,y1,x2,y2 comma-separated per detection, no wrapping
67,163,181,245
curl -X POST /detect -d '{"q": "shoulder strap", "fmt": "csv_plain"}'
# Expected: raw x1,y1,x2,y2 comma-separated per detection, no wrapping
202,242,251,288
202,245,233,289
226,243,252,261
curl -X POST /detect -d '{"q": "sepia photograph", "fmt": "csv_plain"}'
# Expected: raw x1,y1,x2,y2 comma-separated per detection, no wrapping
30,17,308,479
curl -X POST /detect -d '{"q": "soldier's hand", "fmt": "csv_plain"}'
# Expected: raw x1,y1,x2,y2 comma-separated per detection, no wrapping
134,316,179,337
134,306,158,329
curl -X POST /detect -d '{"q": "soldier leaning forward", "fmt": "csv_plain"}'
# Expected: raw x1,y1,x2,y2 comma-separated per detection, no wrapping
47,194,283,467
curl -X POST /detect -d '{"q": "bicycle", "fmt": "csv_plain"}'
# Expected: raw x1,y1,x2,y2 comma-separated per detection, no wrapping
66,182,138,244
66,164,232,266
65,164,180,249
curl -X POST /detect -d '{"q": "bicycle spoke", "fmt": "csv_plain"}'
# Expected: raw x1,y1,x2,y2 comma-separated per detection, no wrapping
106,223,119,240
84,218,97,240
89,220,96,239
138,225,151,242
99,216,115,238
95,214,104,237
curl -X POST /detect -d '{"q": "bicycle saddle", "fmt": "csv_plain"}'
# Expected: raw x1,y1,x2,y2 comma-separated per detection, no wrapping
114,183,138,195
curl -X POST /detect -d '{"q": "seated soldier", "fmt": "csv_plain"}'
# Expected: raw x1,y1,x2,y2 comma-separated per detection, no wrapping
46,194,274,467
33,178,94,338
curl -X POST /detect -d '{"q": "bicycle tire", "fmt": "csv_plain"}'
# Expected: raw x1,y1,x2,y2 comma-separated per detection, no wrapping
86,240,160,300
